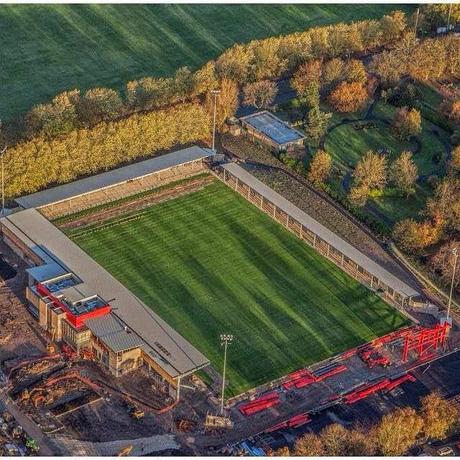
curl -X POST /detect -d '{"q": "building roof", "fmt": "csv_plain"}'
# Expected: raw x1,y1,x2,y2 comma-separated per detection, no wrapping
26,262,67,283
240,111,305,146
15,146,213,209
1,208,210,378
60,284,96,303
222,162,420,299
85,314,143,353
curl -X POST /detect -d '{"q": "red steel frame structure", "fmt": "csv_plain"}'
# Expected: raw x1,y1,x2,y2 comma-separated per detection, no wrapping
402,323,450,362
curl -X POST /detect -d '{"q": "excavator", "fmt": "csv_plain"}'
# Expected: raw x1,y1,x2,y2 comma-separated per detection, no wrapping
117,445,133,456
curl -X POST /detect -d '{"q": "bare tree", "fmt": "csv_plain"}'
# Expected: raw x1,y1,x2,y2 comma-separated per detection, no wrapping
243,81,278,109
430,241,460,288
376,407,423,456
420,391,459,441
293,432,325,456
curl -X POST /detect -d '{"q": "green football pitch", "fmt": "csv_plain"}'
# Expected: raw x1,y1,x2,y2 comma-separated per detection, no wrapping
0,4,414,120
69,179,409,395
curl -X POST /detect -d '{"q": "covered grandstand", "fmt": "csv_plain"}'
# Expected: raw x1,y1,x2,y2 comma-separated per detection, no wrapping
15,146,213,219
1,207,210,394
218,162,421,308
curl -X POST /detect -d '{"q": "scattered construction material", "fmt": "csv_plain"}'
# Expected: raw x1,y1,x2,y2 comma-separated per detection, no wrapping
385,374,416,392
282,364,347,390
239,392,280,416
359,347,390,368
265,413,311,433
204,414,233,430
344,374,416,404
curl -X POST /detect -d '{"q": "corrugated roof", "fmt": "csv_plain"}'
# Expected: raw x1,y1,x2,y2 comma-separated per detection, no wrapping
222,162,420,299
86,315,143,353
15,146,213,209
1,208,210,378
85,314,124,337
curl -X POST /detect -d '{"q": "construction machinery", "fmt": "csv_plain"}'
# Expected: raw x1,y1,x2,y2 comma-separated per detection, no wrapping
176,419,197,432
25,438,39,454
117,445,133,457
128,406,144,420
204,413,233,430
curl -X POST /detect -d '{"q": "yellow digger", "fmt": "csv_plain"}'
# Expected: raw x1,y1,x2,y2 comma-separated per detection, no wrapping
117,445,133,456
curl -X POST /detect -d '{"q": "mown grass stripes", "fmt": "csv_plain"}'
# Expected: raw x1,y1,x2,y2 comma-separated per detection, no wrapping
72,180,409,394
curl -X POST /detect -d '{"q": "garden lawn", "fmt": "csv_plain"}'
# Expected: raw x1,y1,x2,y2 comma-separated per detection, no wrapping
0,4,414,120
70,180,409,395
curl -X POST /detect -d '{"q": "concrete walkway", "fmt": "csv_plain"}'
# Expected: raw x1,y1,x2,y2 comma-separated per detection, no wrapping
54,433,179,456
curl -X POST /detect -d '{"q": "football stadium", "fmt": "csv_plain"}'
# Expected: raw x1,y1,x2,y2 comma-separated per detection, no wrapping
1,145,421,397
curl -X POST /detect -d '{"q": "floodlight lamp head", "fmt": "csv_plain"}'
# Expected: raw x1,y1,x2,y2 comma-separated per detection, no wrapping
211,89,221,95
220,334,233,344
453,247,458,257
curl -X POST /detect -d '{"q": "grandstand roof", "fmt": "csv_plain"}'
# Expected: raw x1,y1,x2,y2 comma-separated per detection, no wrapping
222,162,419,299
15,146,213,209
1,208,210,378
240,111,305,146
85,315,144,353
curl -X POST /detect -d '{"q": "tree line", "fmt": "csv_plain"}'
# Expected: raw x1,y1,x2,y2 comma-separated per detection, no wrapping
3,103,209,198
3,8,459,201
274,392,458,457
7,10,408,142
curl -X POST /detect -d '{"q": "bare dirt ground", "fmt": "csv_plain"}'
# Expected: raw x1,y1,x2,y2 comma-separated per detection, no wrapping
0,241,219,450
58,174,214,230
221,134,422,291
0,243,47,365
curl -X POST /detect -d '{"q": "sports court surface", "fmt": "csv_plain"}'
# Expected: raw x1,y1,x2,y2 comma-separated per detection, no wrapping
69,179,409,394
242,111,305,145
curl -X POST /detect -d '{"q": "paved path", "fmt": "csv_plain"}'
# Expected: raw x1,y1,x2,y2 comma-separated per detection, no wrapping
55,433,179,456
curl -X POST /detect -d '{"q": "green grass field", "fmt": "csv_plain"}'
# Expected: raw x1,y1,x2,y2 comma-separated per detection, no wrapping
69,180,409,395
323,100,448,226
0,4,414,120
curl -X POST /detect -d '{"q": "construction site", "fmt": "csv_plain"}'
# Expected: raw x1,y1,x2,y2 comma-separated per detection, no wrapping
0,145,459,455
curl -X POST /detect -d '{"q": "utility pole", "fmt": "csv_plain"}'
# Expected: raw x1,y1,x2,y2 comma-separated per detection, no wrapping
219,333,233,415
414,7,420,44
447,3,453,32
211,89,221,153
447,247,458,321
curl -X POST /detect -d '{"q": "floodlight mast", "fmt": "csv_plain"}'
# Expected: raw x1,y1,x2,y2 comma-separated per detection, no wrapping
220,333,233,415
211,89,221,153
447,247,458,321
0,120,7,217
